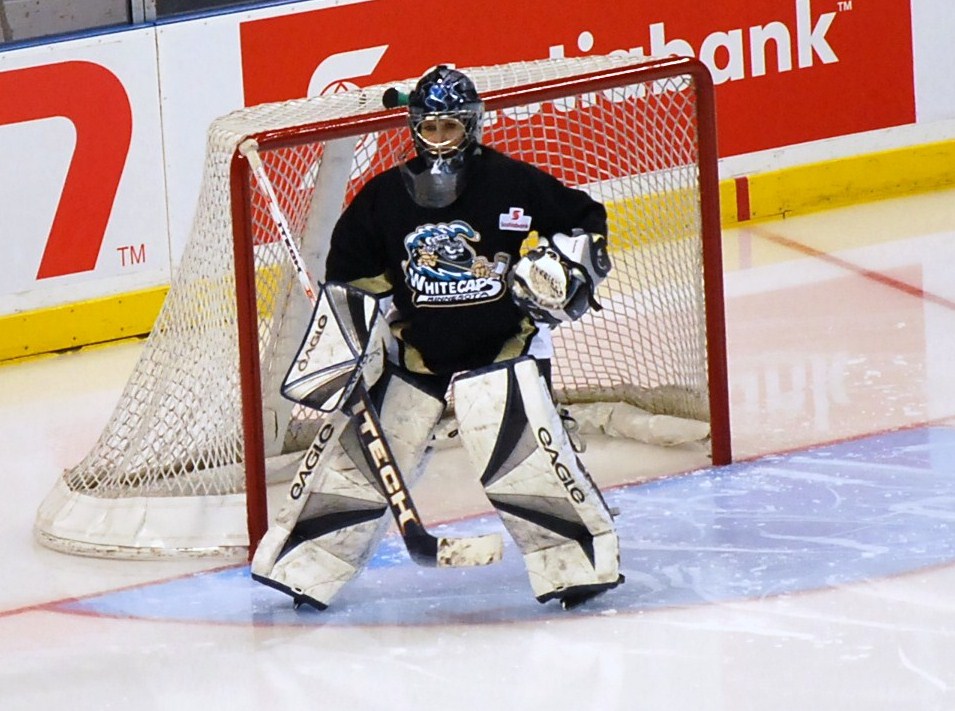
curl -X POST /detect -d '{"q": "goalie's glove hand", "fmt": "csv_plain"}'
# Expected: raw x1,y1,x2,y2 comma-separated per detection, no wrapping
508,229,611,327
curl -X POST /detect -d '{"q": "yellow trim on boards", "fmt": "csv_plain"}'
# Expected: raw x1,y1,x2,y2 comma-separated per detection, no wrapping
2,139,954,365
0,287,167,365
724,138,955,225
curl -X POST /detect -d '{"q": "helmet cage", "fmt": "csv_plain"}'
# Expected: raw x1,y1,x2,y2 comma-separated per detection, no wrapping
409,112,480,160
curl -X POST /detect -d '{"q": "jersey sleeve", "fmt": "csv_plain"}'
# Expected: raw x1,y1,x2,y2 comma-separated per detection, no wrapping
529,167,608,238
325,179,395,295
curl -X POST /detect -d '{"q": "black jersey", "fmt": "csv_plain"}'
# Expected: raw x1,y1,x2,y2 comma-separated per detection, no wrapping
326,146,607,375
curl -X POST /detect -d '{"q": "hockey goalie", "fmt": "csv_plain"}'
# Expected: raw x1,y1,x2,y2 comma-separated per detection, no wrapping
251,64,623,611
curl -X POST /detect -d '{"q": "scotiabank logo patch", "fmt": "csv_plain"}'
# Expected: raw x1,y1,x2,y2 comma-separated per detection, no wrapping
499,208,532,232
240,0,914,157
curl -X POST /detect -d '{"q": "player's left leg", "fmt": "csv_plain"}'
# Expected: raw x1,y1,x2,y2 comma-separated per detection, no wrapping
452,356,623,608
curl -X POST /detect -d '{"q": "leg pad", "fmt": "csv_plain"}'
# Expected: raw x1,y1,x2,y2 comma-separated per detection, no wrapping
453,357,622,601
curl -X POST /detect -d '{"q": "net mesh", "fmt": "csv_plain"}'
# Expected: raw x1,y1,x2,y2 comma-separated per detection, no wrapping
35,55,718,557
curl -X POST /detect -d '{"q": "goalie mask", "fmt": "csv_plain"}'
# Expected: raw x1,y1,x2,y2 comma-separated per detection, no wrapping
401,65,484,208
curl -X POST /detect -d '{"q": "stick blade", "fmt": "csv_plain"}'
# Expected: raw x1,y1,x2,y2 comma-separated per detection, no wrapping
437,534,504,568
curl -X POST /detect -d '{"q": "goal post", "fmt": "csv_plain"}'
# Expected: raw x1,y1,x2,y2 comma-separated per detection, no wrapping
34,54,730,560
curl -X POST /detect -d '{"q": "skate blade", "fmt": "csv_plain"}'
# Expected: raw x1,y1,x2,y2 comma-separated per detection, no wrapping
559,574,626,610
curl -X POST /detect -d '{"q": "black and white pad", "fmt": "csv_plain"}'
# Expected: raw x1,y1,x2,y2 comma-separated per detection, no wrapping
281,282,389,413
452,357,621,603
251,368,446,609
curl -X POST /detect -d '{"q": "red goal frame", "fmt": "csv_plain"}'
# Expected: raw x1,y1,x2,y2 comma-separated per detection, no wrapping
229,56,731,555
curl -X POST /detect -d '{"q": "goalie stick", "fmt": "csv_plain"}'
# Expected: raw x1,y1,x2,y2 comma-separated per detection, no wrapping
240,139,504,568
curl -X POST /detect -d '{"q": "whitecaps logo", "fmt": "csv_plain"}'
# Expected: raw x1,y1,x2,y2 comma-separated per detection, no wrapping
404,221,511,307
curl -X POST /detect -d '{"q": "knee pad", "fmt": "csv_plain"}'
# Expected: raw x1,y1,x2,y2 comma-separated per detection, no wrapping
252,367,446,608
452,357,620,600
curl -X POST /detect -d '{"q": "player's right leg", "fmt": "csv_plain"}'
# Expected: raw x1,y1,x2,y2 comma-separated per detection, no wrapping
452,356,623,608
251,366,446,609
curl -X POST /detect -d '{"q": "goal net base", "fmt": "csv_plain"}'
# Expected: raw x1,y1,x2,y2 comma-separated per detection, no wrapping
36,478,249,559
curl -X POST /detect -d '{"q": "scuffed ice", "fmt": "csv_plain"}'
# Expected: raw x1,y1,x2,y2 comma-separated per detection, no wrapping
59,427,955,627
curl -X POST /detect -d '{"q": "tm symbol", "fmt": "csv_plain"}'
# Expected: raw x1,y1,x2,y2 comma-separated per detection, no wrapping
117,244,146,267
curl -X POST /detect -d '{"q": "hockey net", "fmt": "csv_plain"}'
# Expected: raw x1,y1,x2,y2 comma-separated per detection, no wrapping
35,54,728,559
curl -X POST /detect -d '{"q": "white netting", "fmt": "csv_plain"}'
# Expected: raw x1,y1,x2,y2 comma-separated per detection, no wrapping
35,54,722,558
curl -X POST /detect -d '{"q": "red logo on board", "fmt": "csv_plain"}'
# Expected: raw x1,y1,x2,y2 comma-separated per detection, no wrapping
238,0,914,157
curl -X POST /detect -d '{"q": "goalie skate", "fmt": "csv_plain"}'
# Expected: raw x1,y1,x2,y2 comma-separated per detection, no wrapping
544,574,626,610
